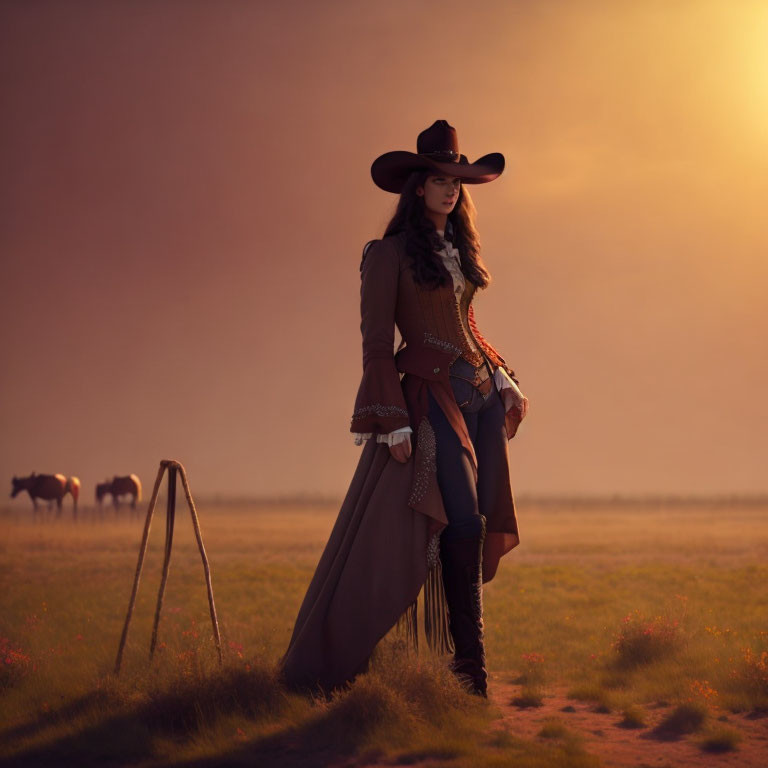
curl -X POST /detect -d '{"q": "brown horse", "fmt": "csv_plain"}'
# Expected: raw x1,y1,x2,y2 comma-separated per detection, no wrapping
66,476,80,516
11,473,79,519
95,474,142,511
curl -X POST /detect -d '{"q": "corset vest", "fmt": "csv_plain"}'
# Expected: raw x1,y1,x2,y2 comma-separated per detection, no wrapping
410,270,489,371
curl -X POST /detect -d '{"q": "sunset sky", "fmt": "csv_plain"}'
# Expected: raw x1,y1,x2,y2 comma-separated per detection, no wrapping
1,0,766,500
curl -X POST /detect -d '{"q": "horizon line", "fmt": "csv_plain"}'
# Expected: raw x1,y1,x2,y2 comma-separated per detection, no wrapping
187,491,768,505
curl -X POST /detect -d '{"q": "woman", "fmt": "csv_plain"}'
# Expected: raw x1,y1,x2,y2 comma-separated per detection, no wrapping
280,120,529,697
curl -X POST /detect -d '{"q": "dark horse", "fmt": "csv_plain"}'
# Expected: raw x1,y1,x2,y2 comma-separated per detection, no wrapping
11,473,80,519
95,474,142,512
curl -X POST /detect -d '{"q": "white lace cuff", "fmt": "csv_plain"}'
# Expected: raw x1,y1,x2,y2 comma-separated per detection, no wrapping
353,425,412,447
494,367,526,407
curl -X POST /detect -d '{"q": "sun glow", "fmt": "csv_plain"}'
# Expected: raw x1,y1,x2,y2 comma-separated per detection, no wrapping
709,1,768,150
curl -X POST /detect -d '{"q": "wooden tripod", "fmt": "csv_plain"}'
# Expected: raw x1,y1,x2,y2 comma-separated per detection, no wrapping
114,459,222,675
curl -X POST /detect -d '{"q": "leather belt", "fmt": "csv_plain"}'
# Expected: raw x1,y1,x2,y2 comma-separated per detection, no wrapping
450,361,494,396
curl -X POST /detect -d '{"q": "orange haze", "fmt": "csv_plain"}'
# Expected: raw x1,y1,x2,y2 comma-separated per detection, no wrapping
1,0,767,498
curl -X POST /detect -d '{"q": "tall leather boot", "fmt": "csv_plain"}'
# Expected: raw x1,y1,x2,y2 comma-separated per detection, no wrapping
439,516,487,697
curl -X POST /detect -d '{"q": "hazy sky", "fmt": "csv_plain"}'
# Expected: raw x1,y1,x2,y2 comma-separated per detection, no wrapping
2,0,767,499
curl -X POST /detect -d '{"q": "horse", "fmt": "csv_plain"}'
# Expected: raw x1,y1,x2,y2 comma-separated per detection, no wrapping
10,473,79,519
95,474,142,514
66,476,80,517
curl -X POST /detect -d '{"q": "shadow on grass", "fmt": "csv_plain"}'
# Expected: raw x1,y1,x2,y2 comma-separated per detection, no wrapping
0,692,368,768
0,701,372,768
175,729,461,768
0,689,114,746
0,701,161,768
0,663,291,768
699,726,742,754
0,656,475,768
0,704,459,768
645,702,707,742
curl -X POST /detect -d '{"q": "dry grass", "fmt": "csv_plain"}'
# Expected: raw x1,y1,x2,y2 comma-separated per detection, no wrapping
538,718,570,739
566,683,613,711
1,496,767,765
699,725,743,753
618,704,646,728
612,610,683,668
511,687,544,708
728,644,768,708
651,701,708,739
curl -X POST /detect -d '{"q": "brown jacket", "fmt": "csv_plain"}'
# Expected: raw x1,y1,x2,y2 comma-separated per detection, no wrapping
351,231,520,438
281,232,520,692
350,231,520,575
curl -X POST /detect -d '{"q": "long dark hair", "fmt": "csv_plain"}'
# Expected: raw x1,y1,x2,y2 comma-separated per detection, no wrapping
381,169,492,290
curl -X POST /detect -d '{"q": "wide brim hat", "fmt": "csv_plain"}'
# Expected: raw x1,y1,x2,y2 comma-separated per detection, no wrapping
371,119,505,194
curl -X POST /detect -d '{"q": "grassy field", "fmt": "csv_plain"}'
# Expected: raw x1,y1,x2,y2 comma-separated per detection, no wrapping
1,496,767,767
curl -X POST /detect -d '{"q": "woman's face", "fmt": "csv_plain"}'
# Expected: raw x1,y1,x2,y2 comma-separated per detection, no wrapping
417,174,461,216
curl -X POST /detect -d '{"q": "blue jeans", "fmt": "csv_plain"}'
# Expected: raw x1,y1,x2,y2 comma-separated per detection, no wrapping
427,357,508,541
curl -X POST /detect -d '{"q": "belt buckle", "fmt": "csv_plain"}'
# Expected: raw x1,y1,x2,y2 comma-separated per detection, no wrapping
471,365,489,387
472,365,493,396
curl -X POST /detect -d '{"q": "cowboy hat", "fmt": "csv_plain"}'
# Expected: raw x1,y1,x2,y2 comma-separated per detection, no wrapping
371,119,505,194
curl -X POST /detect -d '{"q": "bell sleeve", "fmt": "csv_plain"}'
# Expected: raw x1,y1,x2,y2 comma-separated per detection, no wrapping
349,238,411,436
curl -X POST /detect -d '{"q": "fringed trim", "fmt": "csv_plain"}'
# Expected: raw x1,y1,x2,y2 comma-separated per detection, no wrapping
396,598,418,654
424,557,455,656
395,536,454,657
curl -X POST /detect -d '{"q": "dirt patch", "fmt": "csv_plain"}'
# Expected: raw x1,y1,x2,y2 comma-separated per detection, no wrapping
490,682,768,768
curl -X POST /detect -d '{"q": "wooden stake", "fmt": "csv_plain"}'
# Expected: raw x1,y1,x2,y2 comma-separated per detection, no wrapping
149,464,176,660
114,459,222,674
177,462,222,664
